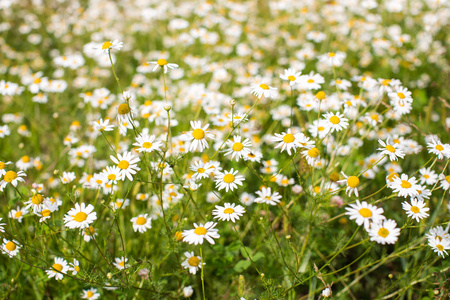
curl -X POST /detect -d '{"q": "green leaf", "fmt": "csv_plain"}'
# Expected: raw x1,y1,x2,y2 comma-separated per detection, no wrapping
252,252,265,262
234,260,251,273
240,246,252,258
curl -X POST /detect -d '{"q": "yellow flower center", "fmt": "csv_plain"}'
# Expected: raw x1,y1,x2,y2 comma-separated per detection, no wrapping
33,78,41,84
118,160,129,170
318,126,325,131
329,116,340,124
52,263,63,272
308,147,320,158
85,226,95,235
445,175,450,184
386,145,396,153
0,162,5,169
188,256,200,267
283,133,295,143
378,228,389,238
328,52,335,57
192,129,205,140
224,208,234,214
5,241,16,251
436,145,444,151
314,186,321,194
108,174,116,180
397,92,405,99
358,208,372,218
437,244,444,251
259,84,269,90
119,261,125,267
382,79,391,86
41,209,51,217
175,231,183,241
194,226,207,235
75,265,80,272
142,142,153,148
315,91,326,100
232,142,244,151
287,75,296,81
22,156,30,163
73,212,88,222
14,211,22,218
102,41,113,50
307,79,314,83
118,103,131,115
197,168,205,174
136,217,146,225
87,291,94,298
157,58,168,66
31,194,44,205
410,206,420,214
347,176,360,188
223,174,235,183
371,114,379,121
387,173,399,182
400,180,412,189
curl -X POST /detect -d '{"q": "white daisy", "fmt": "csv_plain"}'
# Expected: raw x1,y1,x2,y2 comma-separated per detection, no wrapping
181,121,215,152
272,129,303,155
345,200,385,230
81,287,100,300
323,112,349,132
439,174,450,190
0,170,26,191
369,219,401,245
46,257,69,280
130,214,152,233
92,118,115,132
254,187,282,206
212,203,245,223
148,58,178,73
181,251,204,275
133,134,163,153
377,138,405,161
251,82,277,99
214,168,245,192
113,257,129,270
182,222,220,245
418,168,438,185
223,135,252,161
401,199,429,222
8,206,27,222
337,173,360,197
1,238,20,257
95,40,123,55
64,203,97,229
429,238,450,258
390,174,421,198
279,69,302,86
110,152,141,181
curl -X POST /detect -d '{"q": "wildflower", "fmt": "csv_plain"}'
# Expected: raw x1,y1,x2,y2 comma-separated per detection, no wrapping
181,121,215,152
110,152,141,181
92,118,115,132
82,226,97,242
181,251,204,274
369,219,401,245
60,171,76,184
1,239,20,257
69,258,80,275
130,214,152,233
426,226,450,243
215,168,245,192
345,200,385,230
298,71,325,90
323,112,349,132
64,203,97,229
113,257,129,270
133,134,163,153
223,135,252,161
0,161,12,178
272,129,304,155
183,286,194,297
279,69,302,85
427,138,450,159
254,187,282,206
251,82,277,99
318,51,346,67
96,40,123,55
24,193,45,213
35,200,59,222
390,174,421,198
81,288,100,300
148,58,178,73
182,222,220,245
388,86,413,104
212,203,246,222
337,173,360,197
117,103,135,125
101,166,122,185
429,238,450,258
0,170,26,191
9,206,27,222
439,174,450,190
418,168,438,185
301,147,321,166
402,199,429,222
46,257,69,280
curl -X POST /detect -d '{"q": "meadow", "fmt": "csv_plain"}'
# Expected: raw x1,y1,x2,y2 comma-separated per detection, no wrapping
0,0,450,299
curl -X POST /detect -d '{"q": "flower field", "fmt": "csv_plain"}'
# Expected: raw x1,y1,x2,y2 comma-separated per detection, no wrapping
0,0,449,299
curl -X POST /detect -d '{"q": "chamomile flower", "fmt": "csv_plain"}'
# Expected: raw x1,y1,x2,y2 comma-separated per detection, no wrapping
182,222,220,245
92,118,115,132
254,187,282,206
390,174,421,198
133,134,163,153
426,226,450,243
81,226,97,242
251,82,277,99
101,165,122,185
223,135,252,161
0,170,26,191
148,58,178,73
418,168,438,185
215,168,245,192
402,199,429,222
323,112,349,132
181,121,215,152
337,173,360,197
95,40,123,55
46,257,69,280
272,129,303,155
427,138,450,159
130,214,152,233
24,193,45,213
298,71,325,90
212,203,245,223
439,174,450,190
429,238,450,258
0,161,12,178
345,200,385,230
377,139,405,161
9,206,27,222
111,198,130,211
181,251,204,275
69,258,80,275
190,161,213,180
1,239,20,257
64,203,97,229
110,152,141,181
113,257,129,270
81,288,100,300
369,219,401,245
116,103,135,125
279,69,302,85
35,200,59,222
318,51,346,67
301,147,321,166
60,171,76,184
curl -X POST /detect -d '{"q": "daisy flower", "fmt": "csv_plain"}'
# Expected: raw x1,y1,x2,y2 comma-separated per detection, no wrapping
272,129,303,155
9,206,27,222
318,51,346,67
110,151,141,181
24,193,45,213
279,69,302,86
81,226,97,242
69,258,80,275
377,139,405,161
251,82,277,99
402,199,429,222
337,173,360,197
113,257,129,270
0,170,26,191
215,168,245,192
390,174,421,198
81,288,100,300
60,171,76,184
181,121,215,152
182,222,220,245
101,165,122,185
426,226,450,243
190,161,213,180
181,251,204,275
46,257,69,280
254,187,282,206
298,71,325,90
427,138,450,159
345,200,385,230
212,203,245,223
95,40,123,55
148,58,178,73
388,86,413,104
418,168,438,185
223,135,252,161
130,214,152,233
369,219,401,245
301,147,321,166
35,200,59,222
92,118,115,132
64,203,97,229
0,161,12,178
429,238,450,258
111,198,130,211
323,112,349,132
1,239,20,257
439,174,450,190
133,134,163,153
